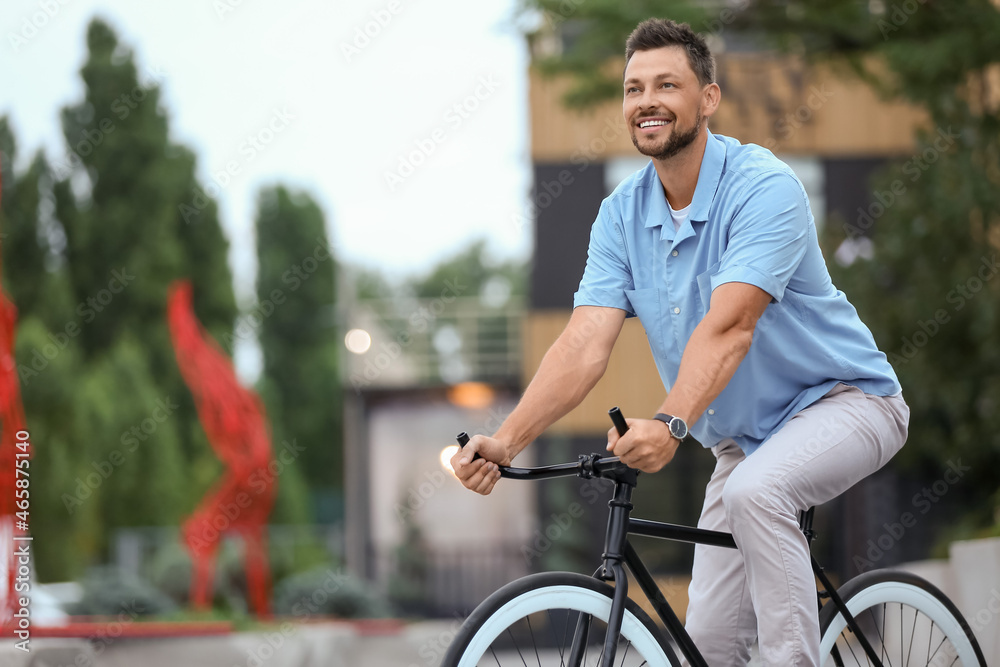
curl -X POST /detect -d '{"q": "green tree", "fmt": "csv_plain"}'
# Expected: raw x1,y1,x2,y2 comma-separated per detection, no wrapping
1,118,87,579
1,18,242,579
523,0,709,107
349,264,397,302
409,238,527,301
519,0,1000,529
254,185,341,522
54,19,235,363
0,120,51,317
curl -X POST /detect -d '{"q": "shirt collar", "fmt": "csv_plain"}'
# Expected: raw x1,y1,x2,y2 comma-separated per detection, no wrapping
643,129,726,243
689,130,725,223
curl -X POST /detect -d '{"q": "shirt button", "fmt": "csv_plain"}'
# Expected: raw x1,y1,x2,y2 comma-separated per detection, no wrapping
673,307,680,314
708,409,715,415
672,250,679,257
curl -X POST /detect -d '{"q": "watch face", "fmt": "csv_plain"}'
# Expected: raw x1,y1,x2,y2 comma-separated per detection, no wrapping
669,418,688,440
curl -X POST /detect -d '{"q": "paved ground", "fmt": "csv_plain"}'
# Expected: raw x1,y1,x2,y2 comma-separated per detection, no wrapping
1,621,765,666
0,620,463,667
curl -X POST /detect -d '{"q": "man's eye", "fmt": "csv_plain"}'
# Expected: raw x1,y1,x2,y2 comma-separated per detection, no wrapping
661,82,674,89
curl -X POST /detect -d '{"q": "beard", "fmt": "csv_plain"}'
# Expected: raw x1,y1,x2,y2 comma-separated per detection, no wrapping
630,109,703,161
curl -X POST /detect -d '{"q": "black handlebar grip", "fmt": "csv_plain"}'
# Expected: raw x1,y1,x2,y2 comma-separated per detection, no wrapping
609,407,629,437
455,431,480,461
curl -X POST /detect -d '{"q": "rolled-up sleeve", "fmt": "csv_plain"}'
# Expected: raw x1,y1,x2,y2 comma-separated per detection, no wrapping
710,171,810,302
573,201,635,314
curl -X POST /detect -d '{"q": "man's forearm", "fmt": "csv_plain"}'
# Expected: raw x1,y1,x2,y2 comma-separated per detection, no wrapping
494,337,608,461
659,316,753,428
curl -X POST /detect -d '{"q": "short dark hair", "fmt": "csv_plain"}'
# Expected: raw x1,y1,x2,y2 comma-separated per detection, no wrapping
624,19,716,87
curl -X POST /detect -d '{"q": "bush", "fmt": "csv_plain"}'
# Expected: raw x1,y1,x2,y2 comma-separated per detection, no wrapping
148,532,337,612
148,542,192,605
272,567,391,619
68,566,176,617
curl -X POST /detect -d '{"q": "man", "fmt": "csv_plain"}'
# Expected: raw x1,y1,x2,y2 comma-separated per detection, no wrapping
452,18,908,666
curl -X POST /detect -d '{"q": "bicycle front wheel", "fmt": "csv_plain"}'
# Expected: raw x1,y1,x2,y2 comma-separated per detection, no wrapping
818,569,986,666
442,571,678,667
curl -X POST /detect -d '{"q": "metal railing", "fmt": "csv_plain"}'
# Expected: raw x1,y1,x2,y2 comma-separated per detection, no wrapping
375,543,530,617
343,296,523,389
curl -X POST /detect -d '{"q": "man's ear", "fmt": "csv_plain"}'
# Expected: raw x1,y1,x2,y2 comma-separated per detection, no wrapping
702,82,721,119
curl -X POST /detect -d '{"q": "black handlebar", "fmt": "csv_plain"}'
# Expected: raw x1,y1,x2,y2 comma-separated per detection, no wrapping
608,406,629,437
455,407,634,482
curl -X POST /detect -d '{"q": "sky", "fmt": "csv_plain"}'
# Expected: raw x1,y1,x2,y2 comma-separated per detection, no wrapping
0,0,533,307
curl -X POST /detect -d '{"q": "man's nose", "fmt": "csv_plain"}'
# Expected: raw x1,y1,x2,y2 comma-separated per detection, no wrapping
638,88,657,110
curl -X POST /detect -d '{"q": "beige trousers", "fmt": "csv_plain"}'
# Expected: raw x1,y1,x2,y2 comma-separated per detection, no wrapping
683,383,910,666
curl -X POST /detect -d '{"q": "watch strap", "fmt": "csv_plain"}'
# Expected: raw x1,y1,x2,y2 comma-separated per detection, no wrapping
653,413,675,427
653,413,688,440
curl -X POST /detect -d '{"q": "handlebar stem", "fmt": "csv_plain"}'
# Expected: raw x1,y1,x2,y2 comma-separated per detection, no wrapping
600,480,636,578
598,478,636,667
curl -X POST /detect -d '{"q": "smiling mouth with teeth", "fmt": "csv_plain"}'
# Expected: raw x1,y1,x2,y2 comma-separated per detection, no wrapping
638,119,671,130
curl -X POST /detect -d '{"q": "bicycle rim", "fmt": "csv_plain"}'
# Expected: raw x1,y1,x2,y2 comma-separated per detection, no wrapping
444,572,676,667
819,570,986,666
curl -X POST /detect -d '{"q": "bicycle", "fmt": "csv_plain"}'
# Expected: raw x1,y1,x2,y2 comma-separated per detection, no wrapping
442,408,987,667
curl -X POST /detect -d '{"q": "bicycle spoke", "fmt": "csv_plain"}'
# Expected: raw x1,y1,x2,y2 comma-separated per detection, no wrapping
863,605,890,666
549,608,568,666
505,624,529,667
926,623,946,665
926,618,932,666
831,644,847,667
620,640,631,667
881,604,889,666
904,603,916,666
524,614,541,667
593,615,606,666
842,631,867,666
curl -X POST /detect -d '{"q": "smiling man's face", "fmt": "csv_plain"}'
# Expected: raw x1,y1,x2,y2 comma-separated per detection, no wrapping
623,46,710,161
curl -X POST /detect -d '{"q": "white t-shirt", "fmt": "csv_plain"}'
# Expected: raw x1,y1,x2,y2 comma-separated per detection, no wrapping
668,201,690,231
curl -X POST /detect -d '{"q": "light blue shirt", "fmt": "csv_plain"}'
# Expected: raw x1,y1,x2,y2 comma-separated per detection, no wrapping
574,131,901,455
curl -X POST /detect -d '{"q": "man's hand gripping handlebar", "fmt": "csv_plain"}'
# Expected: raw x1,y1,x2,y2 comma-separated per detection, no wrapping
450,408,632,495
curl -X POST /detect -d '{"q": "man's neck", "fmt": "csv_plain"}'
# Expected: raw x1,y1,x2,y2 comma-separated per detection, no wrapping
652,128,708,210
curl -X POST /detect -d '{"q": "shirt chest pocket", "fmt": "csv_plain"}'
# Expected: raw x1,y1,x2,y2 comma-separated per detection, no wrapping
696,260,721,310
624,288,666,357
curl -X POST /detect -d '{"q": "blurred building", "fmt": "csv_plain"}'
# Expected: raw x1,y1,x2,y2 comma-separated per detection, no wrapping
341,295,533,615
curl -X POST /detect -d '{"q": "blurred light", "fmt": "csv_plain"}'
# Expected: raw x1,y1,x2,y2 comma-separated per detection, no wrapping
447,382,495,410
440,357,471,384
480,276,512,308
432,325,462,355
440,445,460,475
344,328,372,354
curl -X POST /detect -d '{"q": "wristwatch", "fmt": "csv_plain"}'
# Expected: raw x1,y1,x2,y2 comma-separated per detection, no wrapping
653,413,689,441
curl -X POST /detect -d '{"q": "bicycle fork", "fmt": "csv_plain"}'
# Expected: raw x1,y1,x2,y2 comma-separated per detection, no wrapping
568,476,637,667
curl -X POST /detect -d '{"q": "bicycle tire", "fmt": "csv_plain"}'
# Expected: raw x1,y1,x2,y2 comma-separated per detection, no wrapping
442,571,679,666
818,569,987,666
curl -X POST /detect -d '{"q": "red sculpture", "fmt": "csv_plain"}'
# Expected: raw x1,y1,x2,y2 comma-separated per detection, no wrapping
0,163,29,632
167,281,276,615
